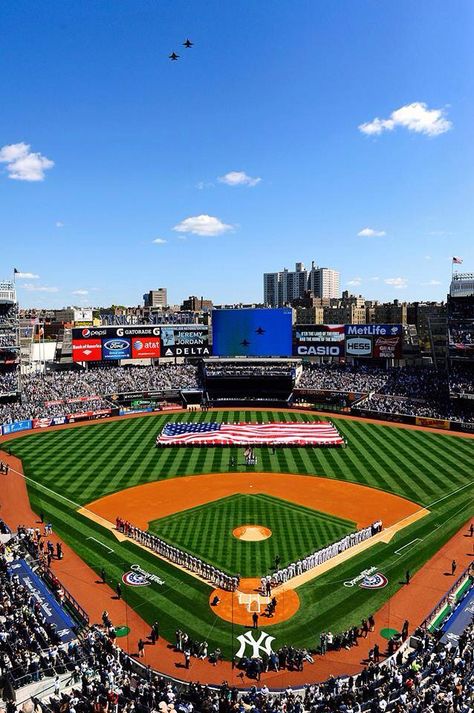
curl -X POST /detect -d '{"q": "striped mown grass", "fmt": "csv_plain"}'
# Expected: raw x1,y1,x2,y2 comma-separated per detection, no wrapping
149,493,355,577
7,410,473,659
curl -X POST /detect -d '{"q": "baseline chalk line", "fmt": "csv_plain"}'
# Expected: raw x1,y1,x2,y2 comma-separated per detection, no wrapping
86,536,114,553
394,538,422,556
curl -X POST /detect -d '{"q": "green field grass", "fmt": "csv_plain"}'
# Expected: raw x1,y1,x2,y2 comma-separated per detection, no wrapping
149,493,355,577
7,410,474,660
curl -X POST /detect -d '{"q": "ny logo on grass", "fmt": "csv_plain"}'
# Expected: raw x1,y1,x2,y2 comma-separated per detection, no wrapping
236,630,275,658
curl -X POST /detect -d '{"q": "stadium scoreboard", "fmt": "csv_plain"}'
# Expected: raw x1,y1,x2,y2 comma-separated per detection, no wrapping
72,325,211,362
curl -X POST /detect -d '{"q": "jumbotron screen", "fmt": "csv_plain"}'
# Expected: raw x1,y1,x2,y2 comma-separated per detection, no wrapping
212,308,292,357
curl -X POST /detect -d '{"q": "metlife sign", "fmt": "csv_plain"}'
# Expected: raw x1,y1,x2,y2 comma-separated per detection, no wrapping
345,324,402,336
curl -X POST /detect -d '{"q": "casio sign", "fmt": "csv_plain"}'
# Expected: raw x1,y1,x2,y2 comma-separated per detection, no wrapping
346,337,371,356
298,346,340,356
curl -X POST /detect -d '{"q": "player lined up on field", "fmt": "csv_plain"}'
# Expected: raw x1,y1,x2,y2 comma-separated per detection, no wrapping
115,517,240,591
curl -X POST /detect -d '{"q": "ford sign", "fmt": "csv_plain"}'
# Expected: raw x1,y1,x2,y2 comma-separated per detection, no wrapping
104,339,129,350
102,337,131,360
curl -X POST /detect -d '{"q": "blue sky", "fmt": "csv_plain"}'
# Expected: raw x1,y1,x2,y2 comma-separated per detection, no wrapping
1,0,473,308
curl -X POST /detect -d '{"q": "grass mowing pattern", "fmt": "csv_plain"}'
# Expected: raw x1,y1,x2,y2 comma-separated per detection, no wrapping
7,411,474,659
149,493,355,577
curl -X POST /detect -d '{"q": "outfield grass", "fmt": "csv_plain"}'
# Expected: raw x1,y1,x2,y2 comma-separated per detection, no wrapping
149,493,355,577
7,410,474,659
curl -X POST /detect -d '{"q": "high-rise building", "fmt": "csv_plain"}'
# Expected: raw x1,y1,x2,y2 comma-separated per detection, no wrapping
143,288,167,309
264,261,340,307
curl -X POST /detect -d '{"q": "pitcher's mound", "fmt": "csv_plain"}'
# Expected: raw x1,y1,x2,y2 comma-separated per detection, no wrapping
233,525,272,541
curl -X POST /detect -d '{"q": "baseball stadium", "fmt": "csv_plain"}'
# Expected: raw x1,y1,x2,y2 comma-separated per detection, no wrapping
1,4,474,706
1,295,474,704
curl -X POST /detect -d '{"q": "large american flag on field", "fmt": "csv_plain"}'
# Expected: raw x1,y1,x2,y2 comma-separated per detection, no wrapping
157,421,344,446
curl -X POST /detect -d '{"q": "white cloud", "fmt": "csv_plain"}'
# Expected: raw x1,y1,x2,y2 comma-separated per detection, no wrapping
15,271,39,279
0,142,54,181
384,277,408,289
359,102,452,137
347,278,362,286
357,227,386,237
72,289,89,295
196,180,214,190
369,276,380,281
218,171,261,187
173,214,233,237
152,238,167,244
21,283,59,293
421,279,442,286
56,221,64,228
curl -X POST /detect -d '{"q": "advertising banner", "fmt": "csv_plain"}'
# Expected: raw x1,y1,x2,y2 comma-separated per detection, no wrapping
102,337,131,360
131,336,161,359
212,308,292,357
32,416,68,429
415,416,451,430
7,559,76,642
160,326,211,357
345,324,402,337
72,326,161,340
345,336,373,357
72,338,102,363
2,419,32,435
67,409,112,423
373,334,403,359
293,324,345,357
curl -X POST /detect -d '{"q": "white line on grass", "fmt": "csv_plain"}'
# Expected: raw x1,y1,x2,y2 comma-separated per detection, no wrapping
426,480,474,508
394,538,422,556
86,536,114,553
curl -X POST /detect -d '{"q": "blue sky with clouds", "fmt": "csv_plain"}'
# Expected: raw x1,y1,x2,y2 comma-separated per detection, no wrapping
1,0,473,308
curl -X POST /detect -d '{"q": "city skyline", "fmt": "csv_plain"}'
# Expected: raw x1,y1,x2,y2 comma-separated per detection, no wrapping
1,1,473,308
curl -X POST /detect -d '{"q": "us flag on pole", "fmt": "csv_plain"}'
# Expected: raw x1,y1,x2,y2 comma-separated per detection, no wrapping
452,256,463,264
157,421,344,446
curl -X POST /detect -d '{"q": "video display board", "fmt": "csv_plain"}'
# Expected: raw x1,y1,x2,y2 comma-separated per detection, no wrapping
72,325,209,362
293,325,345,357
72,326,161,362
160,326,211,357
212,308,292,357
344,324,403,359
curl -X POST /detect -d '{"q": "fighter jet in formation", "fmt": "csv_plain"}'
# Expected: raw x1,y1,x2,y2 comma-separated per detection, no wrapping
169,40,194,60
241,339,250,347
256,327,266,335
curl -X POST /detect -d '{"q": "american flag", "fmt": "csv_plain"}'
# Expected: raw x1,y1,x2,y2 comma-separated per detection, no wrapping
157,421,344,446
452,256,463,264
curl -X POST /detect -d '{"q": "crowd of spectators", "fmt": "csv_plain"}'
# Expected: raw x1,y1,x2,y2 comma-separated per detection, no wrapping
297,364,389,393
0,521,473,712
449,366,474,396
5,607,474,713
354,395,474,423
0,365,200,425
299,364,474,423
1,361,473,427
0,534,76,691
204,364,295,378
0,372,17,395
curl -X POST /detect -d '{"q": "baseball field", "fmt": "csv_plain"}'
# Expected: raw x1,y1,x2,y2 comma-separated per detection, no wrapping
7,409,474,660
